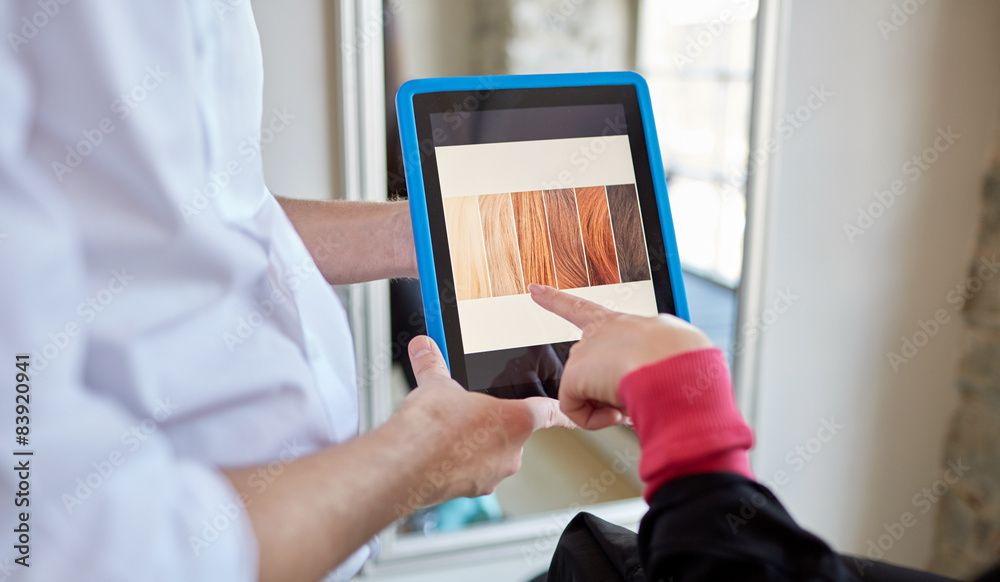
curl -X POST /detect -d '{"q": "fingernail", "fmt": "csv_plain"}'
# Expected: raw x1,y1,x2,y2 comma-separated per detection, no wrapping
528,283,545,295
410,336,432,358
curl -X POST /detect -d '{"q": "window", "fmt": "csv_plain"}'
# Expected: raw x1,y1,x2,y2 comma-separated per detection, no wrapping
636,0,759,286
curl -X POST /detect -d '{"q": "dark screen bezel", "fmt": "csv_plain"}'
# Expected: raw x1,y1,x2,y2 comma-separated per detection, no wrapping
412,85,677,395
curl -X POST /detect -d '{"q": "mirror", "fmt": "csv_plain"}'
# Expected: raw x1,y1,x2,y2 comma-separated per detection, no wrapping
380,0,758,539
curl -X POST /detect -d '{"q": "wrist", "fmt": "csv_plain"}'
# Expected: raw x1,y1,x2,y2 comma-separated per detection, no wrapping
378,399,455,508
379,403,438,473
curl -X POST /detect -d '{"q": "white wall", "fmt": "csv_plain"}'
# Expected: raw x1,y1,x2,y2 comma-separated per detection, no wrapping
251,0,338,200
750,0,1000,570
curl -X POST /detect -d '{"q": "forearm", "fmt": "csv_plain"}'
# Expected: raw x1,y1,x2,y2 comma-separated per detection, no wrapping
223,412,433,582
276,196,416,284
224,333,570,582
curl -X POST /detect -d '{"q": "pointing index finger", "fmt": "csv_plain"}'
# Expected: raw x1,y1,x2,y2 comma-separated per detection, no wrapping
528,283,610,330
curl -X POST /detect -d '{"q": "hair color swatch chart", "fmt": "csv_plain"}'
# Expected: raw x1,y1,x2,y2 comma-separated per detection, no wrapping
444,184,651,301
437,134,660,354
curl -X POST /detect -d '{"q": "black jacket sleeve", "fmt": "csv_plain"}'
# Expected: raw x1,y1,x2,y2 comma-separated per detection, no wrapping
638,473,964,582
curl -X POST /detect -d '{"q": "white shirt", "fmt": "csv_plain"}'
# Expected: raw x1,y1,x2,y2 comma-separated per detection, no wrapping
0,2,373,580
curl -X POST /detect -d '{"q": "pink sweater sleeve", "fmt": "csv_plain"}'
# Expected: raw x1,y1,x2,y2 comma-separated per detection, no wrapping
618,348,754,502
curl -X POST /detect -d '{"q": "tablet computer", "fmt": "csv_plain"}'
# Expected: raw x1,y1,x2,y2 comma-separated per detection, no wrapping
396,72,688,399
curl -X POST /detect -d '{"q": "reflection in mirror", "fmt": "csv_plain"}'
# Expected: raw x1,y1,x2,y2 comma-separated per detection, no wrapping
383,0,757,537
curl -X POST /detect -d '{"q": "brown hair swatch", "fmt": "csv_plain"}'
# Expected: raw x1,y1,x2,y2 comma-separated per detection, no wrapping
575,186,621,286
443,195,490,301
606,184,651,283
478,192,525,297
511,190,558,288
542,189,590,289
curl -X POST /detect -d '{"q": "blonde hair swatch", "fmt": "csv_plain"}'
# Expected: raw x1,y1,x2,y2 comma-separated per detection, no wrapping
478,192,525,297
543,189,590,290
511,190,558,288
443,195,490,301
606,184,651,283
575,186,621,286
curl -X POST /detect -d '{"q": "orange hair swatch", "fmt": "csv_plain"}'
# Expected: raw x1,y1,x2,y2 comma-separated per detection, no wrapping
575,186,621,286
543,189,590,289
511,190,558,288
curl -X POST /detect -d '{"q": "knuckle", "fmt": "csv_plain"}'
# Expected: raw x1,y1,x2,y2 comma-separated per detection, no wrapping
545,401,557,427
415,360,444,379
412,356,430,373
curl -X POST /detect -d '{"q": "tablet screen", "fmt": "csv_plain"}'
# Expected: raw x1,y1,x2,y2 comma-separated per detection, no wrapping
412,85,678,398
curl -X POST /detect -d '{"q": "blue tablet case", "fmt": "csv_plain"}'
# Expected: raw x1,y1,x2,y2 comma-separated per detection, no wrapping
396,71,689,369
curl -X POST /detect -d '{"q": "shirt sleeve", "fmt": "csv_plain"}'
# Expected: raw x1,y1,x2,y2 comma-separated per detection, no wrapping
638,473,858,581
617,348,755,501
0,7,257,581
623,352,965,581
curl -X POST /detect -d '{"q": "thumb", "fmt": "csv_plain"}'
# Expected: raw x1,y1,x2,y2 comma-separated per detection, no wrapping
521,397,577,431
408,336,453,388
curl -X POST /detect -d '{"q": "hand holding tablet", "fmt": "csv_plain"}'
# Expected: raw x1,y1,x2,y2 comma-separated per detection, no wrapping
396,72,688,399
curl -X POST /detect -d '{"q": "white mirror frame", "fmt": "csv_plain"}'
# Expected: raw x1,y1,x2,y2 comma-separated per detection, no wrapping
334,0,393,437
734,0,786,432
